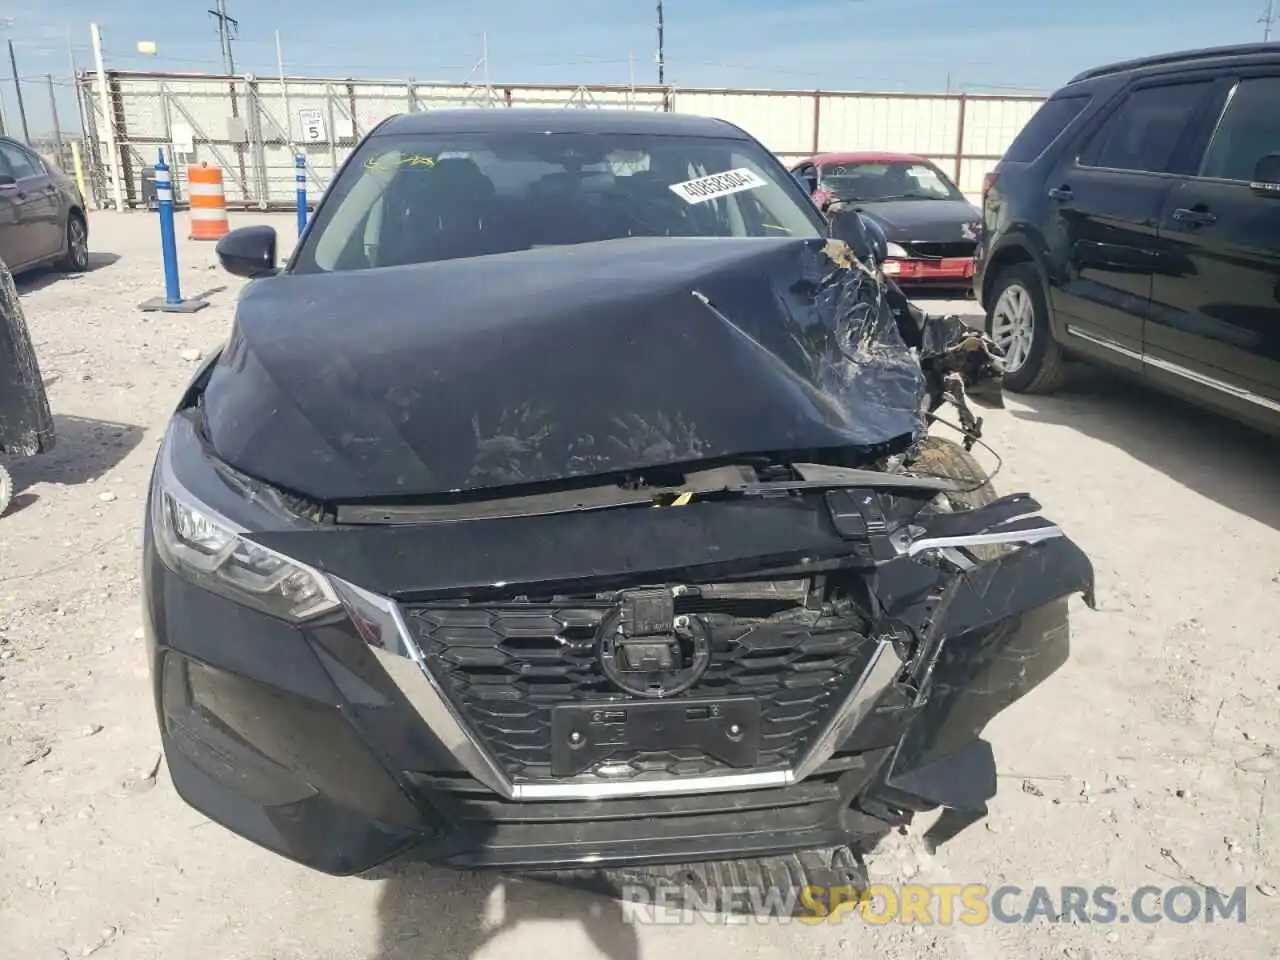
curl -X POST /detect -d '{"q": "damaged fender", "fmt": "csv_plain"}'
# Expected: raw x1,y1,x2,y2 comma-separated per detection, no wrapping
865,516,1096,828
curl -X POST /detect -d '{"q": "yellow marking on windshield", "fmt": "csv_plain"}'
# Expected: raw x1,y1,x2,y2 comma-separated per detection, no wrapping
365,154,437,170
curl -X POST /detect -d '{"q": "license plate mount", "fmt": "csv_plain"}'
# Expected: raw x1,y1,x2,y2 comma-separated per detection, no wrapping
550,697,761,778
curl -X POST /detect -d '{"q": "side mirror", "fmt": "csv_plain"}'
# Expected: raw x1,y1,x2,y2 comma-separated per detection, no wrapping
216,225,278,279
1251,153,1280,195
825,206,887,268
0,174,16,189
860,212,889,266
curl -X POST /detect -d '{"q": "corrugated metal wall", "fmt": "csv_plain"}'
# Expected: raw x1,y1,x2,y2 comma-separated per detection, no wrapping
78,71,1044,209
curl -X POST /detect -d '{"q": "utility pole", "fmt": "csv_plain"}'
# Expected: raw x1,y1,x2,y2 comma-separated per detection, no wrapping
1263,0,1276,41
0,18,12,137
7,39,28,142
656,0,665,84
275,29,293,145
66,26,83,133
208,0,238,74
47,75,64,159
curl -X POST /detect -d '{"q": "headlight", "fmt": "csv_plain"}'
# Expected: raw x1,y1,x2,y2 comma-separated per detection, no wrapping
884,242,909,259
153,487,339,623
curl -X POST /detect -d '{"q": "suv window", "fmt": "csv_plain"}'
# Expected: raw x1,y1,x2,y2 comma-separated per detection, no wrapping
1080,81,1212,173
0,142,41,180
1002,95,1091,163
1199,76,1280,182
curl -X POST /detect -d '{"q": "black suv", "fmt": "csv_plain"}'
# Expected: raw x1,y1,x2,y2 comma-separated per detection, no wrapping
973,44,1280,433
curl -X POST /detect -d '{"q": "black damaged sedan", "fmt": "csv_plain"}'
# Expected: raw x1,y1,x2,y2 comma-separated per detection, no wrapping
142,108,1094,885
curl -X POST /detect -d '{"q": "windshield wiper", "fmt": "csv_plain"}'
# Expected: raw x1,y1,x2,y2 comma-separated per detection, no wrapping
860,194,931,202
334,462,959,525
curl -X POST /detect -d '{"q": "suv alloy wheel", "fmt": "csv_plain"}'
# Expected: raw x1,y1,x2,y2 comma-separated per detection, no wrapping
987,264,1068,393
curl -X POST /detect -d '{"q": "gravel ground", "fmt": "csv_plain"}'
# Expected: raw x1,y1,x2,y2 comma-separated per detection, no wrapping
1,211,1277,960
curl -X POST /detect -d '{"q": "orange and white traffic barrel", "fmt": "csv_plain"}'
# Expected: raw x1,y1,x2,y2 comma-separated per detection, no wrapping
187,162,229,240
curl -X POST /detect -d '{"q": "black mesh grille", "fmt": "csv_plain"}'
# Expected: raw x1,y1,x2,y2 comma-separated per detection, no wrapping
403,598,874,781
901,240,976,259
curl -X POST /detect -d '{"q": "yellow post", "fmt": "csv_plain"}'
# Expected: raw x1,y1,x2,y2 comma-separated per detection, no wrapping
70,140,88,206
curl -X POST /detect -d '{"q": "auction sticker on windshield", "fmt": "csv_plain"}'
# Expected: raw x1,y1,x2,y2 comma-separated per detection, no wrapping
669,168,767,204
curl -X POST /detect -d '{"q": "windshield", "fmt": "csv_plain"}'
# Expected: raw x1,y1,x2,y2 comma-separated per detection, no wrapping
818,160,964,203
293,131,826,274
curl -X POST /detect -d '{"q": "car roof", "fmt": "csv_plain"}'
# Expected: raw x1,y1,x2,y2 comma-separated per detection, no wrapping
802,151,933,167
375,108,749,139
1067,42,1280,85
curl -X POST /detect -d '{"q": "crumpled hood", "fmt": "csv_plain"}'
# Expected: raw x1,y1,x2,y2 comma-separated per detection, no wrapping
855,199,981,240
200,236,930,502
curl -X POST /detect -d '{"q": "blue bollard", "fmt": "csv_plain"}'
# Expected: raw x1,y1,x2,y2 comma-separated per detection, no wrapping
295,154,307,237
139,148,209,313
157,152,181,304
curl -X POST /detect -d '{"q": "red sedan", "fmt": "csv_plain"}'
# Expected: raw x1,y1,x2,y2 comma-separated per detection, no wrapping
790,151,982,289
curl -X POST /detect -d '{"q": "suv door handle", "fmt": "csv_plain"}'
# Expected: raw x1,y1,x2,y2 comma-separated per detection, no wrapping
1172,207,1217,227
1048,185,1073,201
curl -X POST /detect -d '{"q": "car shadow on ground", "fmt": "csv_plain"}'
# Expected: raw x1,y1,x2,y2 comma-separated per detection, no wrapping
14,252,122,295
1008,366,1280,530
5,414,145,508
372,864,641,960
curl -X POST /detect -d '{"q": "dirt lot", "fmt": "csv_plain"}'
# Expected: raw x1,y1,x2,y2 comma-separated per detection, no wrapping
0,211,1277,960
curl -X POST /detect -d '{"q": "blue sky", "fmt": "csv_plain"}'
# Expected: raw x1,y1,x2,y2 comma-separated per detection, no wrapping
2,0,1273,135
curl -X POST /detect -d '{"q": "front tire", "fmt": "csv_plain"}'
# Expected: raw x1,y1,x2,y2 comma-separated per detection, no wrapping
56,213,89,273
907,436,996,509
906,436,1011,561
987,264,1067,394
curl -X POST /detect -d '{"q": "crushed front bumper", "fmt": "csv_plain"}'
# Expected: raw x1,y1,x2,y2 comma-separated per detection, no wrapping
144,490,1094,876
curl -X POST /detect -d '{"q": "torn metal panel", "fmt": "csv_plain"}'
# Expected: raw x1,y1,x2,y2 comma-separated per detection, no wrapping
199,236,1002,504
0,260,55,457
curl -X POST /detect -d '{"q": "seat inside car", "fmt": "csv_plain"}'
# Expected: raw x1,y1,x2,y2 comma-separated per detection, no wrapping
378,156,503,265
523,168,636,245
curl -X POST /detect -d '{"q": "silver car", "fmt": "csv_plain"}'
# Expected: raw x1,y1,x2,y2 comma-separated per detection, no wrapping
0,136,89,276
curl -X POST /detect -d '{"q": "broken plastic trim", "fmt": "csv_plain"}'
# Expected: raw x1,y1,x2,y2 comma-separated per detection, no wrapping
904,523,1064,559
330,573,903,801
334,462,959,526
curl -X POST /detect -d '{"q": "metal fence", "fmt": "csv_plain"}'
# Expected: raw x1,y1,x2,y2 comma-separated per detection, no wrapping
28,135,79,177
76,70,1045,210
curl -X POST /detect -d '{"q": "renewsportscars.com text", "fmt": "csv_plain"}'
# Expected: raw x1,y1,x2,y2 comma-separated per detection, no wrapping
619,883,1250,925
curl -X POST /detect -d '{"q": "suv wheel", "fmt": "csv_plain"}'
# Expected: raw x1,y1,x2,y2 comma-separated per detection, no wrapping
987,264,1067,394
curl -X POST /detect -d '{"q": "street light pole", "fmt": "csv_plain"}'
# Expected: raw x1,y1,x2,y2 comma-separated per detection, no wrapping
91,22,124,211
